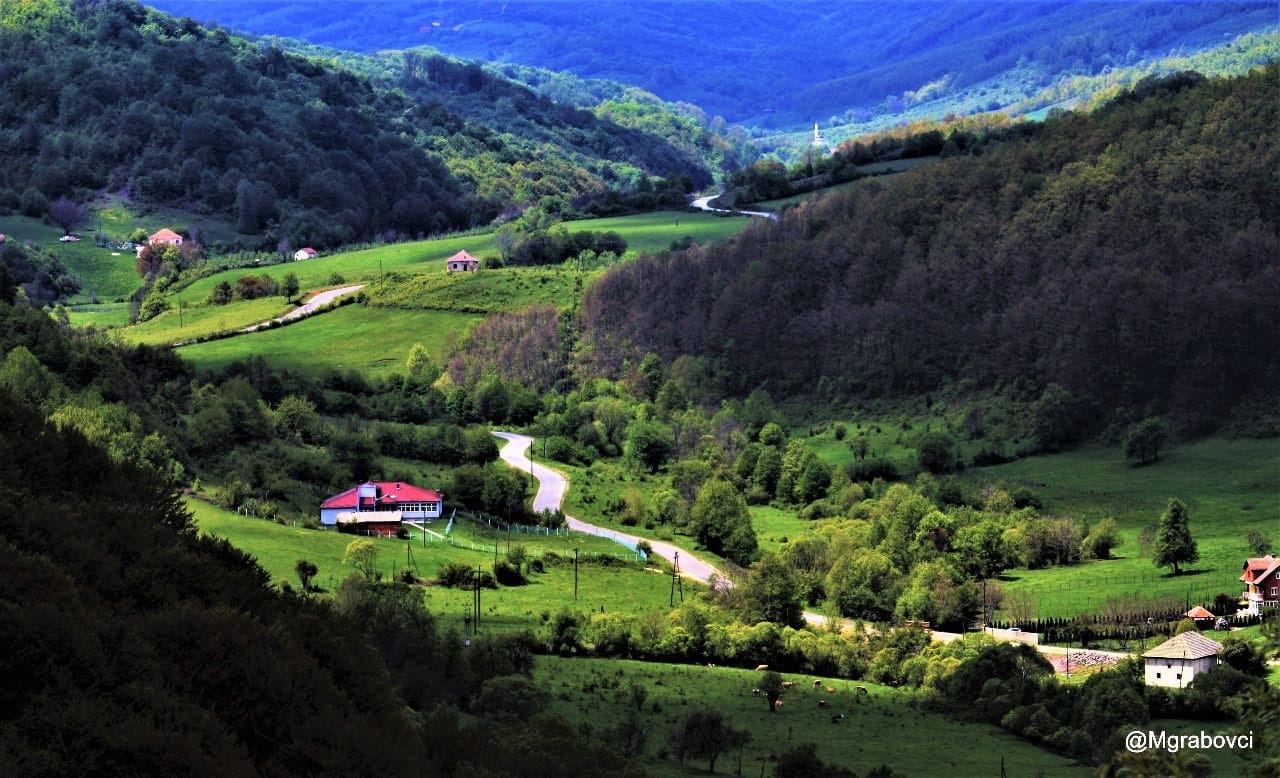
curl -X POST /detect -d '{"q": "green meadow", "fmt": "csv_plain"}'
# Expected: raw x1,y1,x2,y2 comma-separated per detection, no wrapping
966,438,1279,618
66,302,132,328
177,304,480,376
187,497,683,633
0,213,139,302
565,209,752,254
177,233,499,302
534,656,1091,777
119,296,292,346
0,201,241,303
373,264,584,312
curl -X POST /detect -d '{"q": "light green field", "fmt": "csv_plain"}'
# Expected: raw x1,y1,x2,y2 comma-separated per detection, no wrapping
188,497,682,631
178,234,499,302
120,297,292,346
374,264,584,312
188,497,462,588
177,304,480,376
0,202,240,303
67,302,132,329
0,213,140,302
566,209,751,254
967,438,1280,618
534,656,1090,777
749,505,811,553
174,210,751,305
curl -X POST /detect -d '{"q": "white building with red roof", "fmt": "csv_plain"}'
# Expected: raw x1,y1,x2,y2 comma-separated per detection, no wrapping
1241,554,1280,615
136,228,184,257
320,481,442,530
293,247,318,261
445,249,480,272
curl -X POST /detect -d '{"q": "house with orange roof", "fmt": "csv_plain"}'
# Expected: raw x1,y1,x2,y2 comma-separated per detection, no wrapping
1241,554,1280,615
293,247,318,261
445,249,480,273
136,228,184,257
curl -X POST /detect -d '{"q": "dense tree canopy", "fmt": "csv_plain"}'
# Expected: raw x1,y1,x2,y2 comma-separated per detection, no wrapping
581,67,1280,435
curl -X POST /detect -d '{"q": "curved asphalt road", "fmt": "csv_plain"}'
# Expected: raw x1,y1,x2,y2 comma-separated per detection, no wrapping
492,432,731,588
241,284,365,333
690,194,779,221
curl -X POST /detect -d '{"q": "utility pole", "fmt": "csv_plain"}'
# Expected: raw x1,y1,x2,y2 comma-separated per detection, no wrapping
573,548,579,601
474,565,482,632
670,551,684,607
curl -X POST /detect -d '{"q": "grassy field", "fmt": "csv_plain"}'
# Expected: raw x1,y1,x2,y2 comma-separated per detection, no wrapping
749,505,811,554
966,438,1279,618
66,302,132,329
176,234,498,302
118,296,292,345
188,497,685,632
177,304,480,376
567,209,751,254
174,210,751,305
373,264,584,312
534,656,1091,777
0,213,140,302
0,202,241,303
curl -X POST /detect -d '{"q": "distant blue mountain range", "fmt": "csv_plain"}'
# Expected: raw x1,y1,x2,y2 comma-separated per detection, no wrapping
149,1,1276,127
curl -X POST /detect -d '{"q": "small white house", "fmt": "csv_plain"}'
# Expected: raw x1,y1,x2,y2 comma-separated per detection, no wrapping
293,247,318,261
1142,632,1222,688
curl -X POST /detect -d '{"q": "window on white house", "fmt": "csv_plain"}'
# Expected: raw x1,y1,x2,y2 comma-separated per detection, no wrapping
1155,673,1161,679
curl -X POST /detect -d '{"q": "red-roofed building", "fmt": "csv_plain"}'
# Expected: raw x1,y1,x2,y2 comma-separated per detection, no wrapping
320,481,442,528
136,228,184,257
293,247,318,261
1241,554,1280,615
445,249,480,273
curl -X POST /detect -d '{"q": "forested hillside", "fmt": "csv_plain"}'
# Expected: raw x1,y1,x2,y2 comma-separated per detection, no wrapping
580,67,1280,437
150,0,1276,128
0,0,719,250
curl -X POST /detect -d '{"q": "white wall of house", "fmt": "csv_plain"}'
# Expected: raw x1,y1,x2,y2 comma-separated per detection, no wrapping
1144,656,1217,688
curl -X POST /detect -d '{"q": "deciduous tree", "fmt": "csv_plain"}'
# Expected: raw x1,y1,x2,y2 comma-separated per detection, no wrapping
1153,498,1198,575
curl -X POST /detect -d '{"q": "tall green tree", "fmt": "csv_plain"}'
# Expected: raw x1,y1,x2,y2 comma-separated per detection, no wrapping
690,479,758,566
1124,417,1169,464
1153,498,1199,575
737,552,802,628
282,272,300,304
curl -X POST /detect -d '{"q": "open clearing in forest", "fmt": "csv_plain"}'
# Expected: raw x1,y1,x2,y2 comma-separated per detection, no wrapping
535,656,1092,777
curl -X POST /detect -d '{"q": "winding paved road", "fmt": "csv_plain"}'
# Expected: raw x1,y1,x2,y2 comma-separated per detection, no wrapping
241,284,365,333
492,432,731,588
690,194,780,221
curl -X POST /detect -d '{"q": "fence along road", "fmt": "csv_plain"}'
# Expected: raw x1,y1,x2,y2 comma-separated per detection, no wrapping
492,432,729,586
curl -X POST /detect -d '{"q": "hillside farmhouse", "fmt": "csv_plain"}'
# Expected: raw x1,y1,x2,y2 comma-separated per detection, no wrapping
320,481,442,533
294,247,318,260
136,228,183,257
446,249,479,272
1142,632,1222,688
1241,554,1280,615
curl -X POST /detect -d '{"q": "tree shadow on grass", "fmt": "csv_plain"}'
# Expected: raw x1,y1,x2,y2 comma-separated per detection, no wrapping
1157,567,1212,579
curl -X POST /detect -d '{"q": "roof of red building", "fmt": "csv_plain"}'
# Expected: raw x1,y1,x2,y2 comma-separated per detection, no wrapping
1241,555,1280,584
320,481,441,510
300,247,317,254
149,228,183,243
1183,606,1214,620
447,250,479,263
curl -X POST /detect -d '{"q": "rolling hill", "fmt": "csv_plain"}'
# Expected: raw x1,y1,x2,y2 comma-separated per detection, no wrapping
149,0,1277,129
